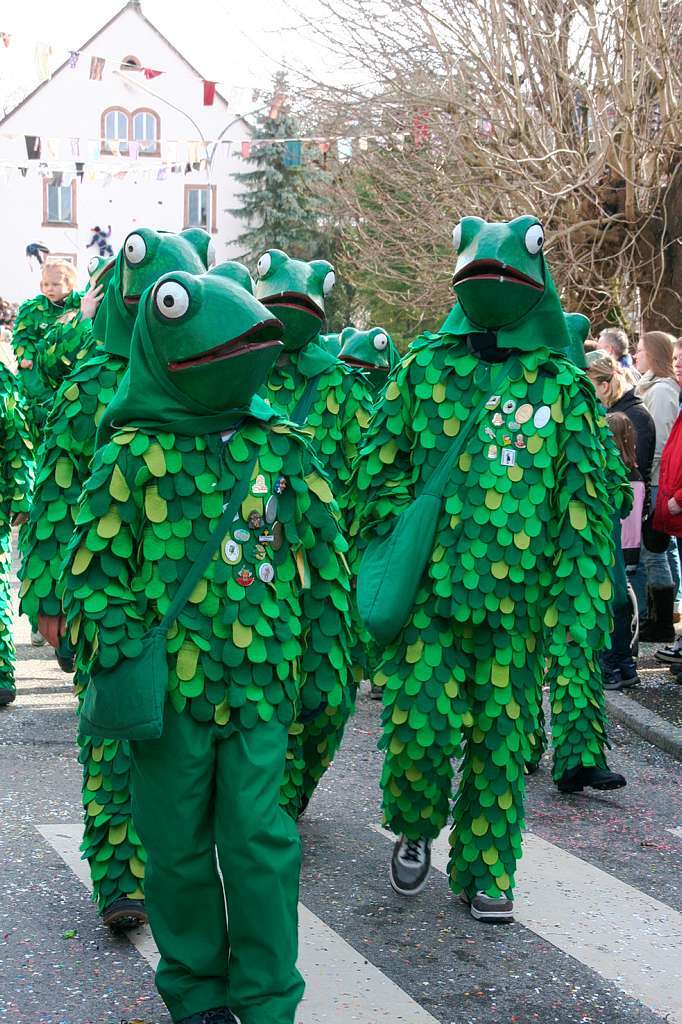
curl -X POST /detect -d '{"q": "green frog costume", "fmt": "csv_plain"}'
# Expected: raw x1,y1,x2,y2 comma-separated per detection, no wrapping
19,228,213,927
12,285,81,444
37,256,115,394
353,216,630,921
254,250,373,817
338,325,400,397
0,364,33,706
60,263,352,1024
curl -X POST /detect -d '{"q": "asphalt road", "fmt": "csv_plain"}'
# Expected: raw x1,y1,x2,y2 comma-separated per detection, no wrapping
1,552,681,1024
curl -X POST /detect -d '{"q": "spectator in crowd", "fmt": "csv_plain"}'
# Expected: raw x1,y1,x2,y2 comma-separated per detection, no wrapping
602,412,645,689
584,338,600,354
599,327,639,381
634,331,681,640
586,350,655,504
653,337,682,669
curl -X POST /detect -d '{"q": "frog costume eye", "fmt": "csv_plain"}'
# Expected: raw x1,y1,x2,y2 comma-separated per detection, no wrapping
524,224,544,254
452,222,462,251
256,253,272,278
154,280,190,320
87,256,101,275
373,332,388,351
124,232,147,265
323,271,336,297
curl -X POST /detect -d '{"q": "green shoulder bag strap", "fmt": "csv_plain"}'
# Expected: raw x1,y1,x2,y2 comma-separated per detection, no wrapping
291,373,322,426
157,455,258,633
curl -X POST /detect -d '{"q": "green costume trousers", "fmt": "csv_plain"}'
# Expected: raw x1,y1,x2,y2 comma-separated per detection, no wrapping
130,709,304,1024
0,529,15,694
380,618,543,899
77,668,146,911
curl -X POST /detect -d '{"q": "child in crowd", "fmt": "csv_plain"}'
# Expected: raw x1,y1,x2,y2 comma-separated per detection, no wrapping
11,259,80,444
602,411,645,689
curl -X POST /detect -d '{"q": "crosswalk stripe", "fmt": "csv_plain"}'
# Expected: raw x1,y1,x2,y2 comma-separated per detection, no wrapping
371,824,682,1024
38,823,440,1024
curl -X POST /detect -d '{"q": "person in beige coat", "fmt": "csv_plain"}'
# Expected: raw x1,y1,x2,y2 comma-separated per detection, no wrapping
635,331,681,640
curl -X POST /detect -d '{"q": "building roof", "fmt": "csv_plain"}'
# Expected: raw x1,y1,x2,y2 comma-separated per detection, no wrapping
0,0,230,127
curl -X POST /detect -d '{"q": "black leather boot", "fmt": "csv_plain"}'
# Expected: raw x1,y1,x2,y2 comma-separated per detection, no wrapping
639,586,676,642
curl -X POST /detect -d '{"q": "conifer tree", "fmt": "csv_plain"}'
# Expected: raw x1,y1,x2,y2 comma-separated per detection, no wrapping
231,74,322,265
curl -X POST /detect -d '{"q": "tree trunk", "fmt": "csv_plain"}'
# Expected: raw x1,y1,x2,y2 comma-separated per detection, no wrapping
640,159,682,333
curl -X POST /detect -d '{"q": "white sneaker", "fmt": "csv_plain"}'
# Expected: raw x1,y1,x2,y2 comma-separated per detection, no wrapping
31,629,46,647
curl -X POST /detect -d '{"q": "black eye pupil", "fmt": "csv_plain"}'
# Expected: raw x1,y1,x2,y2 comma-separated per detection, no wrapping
162,295,175,307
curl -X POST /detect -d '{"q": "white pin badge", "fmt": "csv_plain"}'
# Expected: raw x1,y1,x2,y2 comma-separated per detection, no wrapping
501,448,517,467
533,405,551,429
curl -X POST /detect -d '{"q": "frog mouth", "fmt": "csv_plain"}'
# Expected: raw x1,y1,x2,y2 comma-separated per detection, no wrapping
93,258,116,285
168,319,283,371
261,292,324,320
123,295,141,308
453,260,543,291
342,356,389,372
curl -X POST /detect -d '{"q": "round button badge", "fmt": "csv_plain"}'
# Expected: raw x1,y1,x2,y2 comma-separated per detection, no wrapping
533,405,551,429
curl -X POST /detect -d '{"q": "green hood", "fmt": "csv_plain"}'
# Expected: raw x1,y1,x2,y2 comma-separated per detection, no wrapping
99,262,284,441
339,325,399,390
443,215,571,355
254,249,335,351
100,228,213,358
563,312,590,369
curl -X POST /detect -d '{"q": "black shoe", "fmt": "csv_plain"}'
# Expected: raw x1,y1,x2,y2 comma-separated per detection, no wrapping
390,836,431,896
525,760,540,775
370,683,382,700
177,1010,238,1024
101,897,147,930
557,765,627,794
0,687,15,706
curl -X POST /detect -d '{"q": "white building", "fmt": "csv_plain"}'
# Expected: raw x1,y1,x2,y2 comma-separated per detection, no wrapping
0,0,253,301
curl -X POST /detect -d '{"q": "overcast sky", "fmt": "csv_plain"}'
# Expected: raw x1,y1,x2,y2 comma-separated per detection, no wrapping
0,0,335,114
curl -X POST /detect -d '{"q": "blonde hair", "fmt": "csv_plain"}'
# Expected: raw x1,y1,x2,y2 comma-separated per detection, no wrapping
585,349,627,407
641,330,676,380
41,259,77,290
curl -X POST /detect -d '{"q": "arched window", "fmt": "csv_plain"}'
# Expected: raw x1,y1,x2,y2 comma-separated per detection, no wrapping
132,108,160,156
121,55,142,71
102,107,130,155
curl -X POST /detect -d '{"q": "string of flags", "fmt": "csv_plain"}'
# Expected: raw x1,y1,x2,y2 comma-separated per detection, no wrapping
0,29,248,107
0,125,437,172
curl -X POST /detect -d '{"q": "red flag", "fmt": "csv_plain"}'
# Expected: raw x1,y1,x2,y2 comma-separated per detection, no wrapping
203,80,217,106
144,68,163,79
89,56,105,81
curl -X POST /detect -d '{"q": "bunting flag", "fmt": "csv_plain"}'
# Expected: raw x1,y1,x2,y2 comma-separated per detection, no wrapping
24,135,41,160
129,141,140,160
284,140,302,167
144,67,162,79
203,80,217,106
268,92,286,119
67,50,80,68
0,33,11,48
89,56,105,81
34,43,52,81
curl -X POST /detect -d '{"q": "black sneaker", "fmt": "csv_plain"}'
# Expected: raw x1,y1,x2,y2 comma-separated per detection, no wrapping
557,765,626,794
370,684,382,700
460,891,514,923
390,836,431,896
654,639,682,664
101,897,147,930
0,687,16,707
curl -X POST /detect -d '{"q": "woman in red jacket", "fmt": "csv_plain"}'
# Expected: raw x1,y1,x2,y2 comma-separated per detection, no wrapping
654,337,682,670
